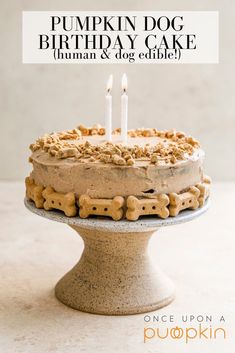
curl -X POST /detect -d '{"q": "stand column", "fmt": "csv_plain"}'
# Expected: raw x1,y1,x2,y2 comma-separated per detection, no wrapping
55,225,175,315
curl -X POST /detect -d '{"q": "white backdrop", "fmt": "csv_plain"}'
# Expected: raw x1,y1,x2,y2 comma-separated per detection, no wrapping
0,0,234,180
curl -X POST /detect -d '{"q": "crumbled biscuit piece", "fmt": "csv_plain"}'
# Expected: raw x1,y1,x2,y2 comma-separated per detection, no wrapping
113,128,121,135
170,155,177,164
176,131,185,138
142,129,154,137
98,127,105,135
127,158,134,166
99,153,111,163
84,148,92,155
78,124,90,136
166,130,176,138
123,153,132,161
135,148,142,158
128,130,137,137
186,136,199,147
29,143,40,152
158,131,166,138
48,144,60,156
171,135,178,142
112,154,126,165
150,153,158,164
113,146,122,156
56,148,78,159
57,131,77,140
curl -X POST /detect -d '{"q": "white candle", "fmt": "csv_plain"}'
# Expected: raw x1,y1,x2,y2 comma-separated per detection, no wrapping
105,74,113,141
121,73,128,143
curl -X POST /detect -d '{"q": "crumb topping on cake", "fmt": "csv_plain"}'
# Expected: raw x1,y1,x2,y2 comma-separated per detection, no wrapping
29,125,200,166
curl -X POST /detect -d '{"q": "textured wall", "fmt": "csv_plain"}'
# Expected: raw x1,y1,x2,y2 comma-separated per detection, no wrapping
0,0,234,180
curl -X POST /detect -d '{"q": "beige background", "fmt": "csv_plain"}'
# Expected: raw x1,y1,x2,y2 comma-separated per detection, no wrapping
0,0,234,180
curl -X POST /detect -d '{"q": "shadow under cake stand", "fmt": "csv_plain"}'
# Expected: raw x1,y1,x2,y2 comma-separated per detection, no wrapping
25,198,209,315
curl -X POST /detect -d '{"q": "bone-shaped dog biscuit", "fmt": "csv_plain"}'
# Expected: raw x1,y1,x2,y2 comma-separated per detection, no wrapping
42,186,77,217
25,177,44,208
79,195,124,221
196,175,211,207
203,175,212,185
169,186,200,216
126,194,169,221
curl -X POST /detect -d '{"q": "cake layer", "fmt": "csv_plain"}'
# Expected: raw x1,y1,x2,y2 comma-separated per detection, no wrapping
29,127,205,199
30,148,204,198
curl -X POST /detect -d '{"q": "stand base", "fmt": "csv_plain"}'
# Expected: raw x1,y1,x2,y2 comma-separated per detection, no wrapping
55,226,175,315
24,198,210,315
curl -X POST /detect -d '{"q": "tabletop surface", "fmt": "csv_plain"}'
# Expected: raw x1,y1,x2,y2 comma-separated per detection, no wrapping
0,182,234,353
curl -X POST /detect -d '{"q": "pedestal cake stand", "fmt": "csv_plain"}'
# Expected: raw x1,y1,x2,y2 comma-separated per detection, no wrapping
25,198,209,315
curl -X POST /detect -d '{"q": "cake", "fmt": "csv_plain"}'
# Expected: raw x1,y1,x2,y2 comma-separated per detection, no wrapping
25,125,211,221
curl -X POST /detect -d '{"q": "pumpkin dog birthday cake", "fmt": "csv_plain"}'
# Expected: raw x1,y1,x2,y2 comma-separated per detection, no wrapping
26,125,211,221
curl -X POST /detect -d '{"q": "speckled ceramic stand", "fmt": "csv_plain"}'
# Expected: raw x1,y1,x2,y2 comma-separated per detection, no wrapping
25,198,209,315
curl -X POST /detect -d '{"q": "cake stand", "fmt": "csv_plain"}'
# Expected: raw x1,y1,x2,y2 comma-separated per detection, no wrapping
24,198,209,315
